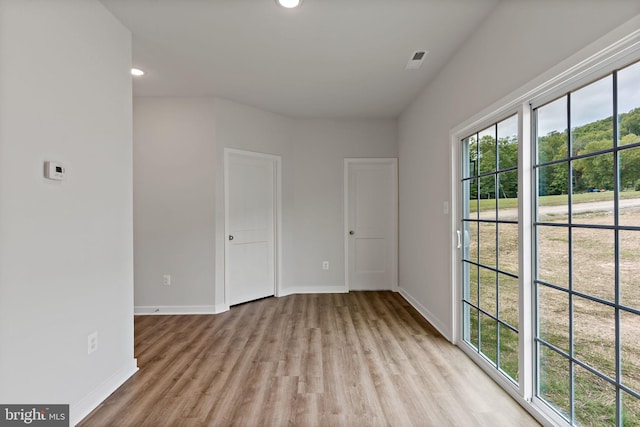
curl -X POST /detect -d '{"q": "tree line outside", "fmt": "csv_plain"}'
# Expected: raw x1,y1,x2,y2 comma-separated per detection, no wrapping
467,107,640,198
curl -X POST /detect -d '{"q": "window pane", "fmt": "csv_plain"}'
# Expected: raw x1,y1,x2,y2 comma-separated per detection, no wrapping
572,153,615,193
571,154,615,226
621,309,640,396
620,230,640,310
479,268,497,317
499,324,518,382
619,147,640,227
620,129,640,146
498,223,518,276
573,296,616,379
498,171,518,220
463,179,478,220
538,284,570,352
538,163,569,222
480,313,497,365
538,345,570,419
466,262,479,307
498,115,518,170
479,222,497,268
467,304,479,349
618,60,640,142
572,228,615,302
537,97,568,163
464,221,479,264
479,126,497,175
574,364,616,427
622,391,640,427
463,135,478,178
537,226,569,289
499,274,519,329
571,76,613,157
479,175,496,218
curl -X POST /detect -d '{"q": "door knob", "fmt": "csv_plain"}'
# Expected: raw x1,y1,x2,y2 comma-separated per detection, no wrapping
229,235,234,241
349,230,355,235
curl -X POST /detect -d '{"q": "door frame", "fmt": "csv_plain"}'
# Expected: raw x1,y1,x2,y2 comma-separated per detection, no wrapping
343,158,398,292
223,148,282,307
450,105,533,402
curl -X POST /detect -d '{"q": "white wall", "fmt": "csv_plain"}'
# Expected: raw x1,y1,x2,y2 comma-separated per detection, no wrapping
212,98,294,307
289,119,397,292
133,97,397,310
0,0,136,424
397,1,640,339
133,98,216,312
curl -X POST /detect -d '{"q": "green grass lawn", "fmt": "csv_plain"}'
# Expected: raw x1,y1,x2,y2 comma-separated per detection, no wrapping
470,315,640,426
470,190,640,213
465,189,640,425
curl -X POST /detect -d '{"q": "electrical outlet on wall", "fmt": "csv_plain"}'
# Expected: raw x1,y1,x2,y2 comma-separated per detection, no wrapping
163,274,171,286
322,261,329,270
88,331,98,355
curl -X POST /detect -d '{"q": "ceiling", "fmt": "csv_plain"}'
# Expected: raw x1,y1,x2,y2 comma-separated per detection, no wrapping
100,0,500,119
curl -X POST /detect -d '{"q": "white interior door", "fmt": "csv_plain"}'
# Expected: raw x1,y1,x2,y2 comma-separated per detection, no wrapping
345,158,398,291
225,149,278,306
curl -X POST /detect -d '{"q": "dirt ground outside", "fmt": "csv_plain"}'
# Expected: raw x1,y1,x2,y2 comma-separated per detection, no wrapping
467,195,640,426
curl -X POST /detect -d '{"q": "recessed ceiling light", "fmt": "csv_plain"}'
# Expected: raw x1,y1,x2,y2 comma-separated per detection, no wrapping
276,0,302,8
131,68,145,76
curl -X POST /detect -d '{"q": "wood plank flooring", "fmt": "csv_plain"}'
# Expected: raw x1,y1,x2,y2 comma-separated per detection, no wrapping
79,292,539,426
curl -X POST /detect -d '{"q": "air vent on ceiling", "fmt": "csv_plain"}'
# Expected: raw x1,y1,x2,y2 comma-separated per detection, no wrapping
406,50,428,70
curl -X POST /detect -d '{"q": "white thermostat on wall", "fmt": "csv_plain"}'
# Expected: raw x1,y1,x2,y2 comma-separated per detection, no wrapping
44,161,66,180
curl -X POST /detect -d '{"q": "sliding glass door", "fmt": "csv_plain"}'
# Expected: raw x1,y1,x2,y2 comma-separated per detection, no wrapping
461,115,520,384
459,58,640,427
533,60,640,427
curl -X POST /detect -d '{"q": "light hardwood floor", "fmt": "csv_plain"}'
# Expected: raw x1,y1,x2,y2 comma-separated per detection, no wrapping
79,292,539,426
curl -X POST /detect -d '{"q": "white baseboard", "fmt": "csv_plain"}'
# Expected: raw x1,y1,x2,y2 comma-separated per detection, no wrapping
135,289,351,315
71,358,138,426
397,287,452,342
134,286,398,315
214,303,229,314
134,305,216,315
278,285,348,297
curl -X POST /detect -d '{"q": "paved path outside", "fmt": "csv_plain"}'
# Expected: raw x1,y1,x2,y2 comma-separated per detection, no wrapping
477,197,640,220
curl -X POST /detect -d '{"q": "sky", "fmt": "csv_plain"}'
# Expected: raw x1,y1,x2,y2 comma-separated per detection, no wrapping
472,114,518,141
536,60,640,137
464,61,640,143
